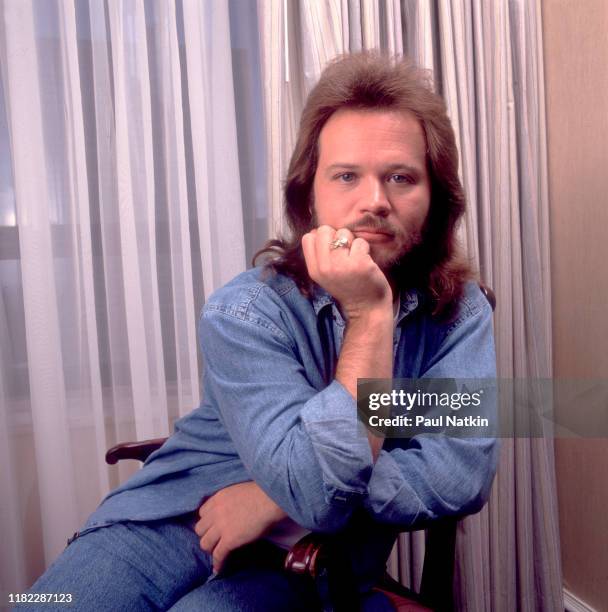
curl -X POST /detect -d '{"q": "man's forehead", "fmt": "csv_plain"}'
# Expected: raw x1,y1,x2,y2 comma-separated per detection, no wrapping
320,107,423,132
316,107,427,165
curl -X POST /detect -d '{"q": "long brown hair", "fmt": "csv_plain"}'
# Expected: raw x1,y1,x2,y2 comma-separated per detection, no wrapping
254,52,473,317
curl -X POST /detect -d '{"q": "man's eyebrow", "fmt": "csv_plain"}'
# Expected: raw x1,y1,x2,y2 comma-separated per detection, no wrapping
324,163,423,174
383,163,423,174
324,163,360,172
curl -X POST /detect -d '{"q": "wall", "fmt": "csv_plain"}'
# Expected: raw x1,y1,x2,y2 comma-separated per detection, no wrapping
542,1,608,609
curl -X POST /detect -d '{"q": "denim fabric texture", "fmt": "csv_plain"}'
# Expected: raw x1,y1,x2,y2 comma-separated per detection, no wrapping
25,516,384,611
27,266,498,607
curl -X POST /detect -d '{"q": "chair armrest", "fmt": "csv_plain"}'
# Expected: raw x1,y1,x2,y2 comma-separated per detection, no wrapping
105,437,168,464
284,533,359,610
284,518,458,611
284,533,330,578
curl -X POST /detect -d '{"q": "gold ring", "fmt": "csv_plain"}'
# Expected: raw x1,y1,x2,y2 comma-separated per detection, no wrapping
329,236,349,250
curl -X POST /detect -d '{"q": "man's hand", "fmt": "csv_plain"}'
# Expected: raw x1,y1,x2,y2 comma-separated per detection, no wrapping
195,481,287,573
302,225,393,320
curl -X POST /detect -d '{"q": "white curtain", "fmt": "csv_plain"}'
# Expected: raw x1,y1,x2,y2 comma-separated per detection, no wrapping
257,0,561,610
0,0,266,593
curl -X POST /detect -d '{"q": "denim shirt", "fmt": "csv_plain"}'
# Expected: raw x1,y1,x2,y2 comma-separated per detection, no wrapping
84,267,498,588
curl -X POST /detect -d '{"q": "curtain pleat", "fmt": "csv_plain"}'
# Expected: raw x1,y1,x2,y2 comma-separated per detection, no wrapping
258,0,287,235
57,0,110,498
182,0,246,293
157,0,198,415
106,1,163,441
401,1,435,72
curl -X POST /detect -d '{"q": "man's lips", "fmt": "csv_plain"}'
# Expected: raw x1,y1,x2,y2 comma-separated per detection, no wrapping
353,229,393,242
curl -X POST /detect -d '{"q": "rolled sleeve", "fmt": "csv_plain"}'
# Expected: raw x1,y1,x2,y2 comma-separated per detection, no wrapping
363,286,500,527
301,379,373,501
200,301,372,532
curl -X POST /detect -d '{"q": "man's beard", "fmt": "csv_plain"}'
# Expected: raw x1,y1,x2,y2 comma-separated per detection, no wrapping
344,214,425,279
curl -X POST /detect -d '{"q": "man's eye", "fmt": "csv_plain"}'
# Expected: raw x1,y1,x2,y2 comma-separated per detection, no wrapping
389,174,414,184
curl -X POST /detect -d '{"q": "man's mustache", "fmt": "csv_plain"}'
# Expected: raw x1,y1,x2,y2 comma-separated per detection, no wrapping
345,215,399,238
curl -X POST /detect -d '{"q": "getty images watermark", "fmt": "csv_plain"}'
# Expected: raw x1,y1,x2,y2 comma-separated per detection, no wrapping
357,379,496,438
357,379,608,438
367,387,487,427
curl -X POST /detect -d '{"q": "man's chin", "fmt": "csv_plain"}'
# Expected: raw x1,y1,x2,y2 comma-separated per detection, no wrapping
369,245,409,273
370,243,425,285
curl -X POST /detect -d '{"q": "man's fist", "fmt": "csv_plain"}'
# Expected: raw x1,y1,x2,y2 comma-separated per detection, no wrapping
302,225,393,320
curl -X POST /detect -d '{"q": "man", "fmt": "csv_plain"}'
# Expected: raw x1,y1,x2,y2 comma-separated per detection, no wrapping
25,52,497,611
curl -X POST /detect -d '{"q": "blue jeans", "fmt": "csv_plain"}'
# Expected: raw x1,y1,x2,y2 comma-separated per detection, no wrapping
21,515,393,611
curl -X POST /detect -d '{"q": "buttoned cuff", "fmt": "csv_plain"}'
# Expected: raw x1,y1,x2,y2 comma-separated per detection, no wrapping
363,449,423,525
300,380,373,505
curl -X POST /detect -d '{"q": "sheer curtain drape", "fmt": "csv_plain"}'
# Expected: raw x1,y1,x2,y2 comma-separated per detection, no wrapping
257,0,561,609
0,0,265,593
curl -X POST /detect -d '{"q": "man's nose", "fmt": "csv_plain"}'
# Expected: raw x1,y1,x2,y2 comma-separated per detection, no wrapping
358,177,390,217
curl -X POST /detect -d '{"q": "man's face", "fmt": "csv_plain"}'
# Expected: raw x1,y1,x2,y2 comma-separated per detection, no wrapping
312,108,431,273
